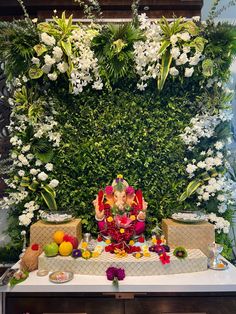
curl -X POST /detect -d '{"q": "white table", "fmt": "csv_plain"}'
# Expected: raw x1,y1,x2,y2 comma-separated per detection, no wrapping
0,259,236,314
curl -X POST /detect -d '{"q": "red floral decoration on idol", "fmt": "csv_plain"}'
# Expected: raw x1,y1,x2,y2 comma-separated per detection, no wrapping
98,190,104,211
115,215,133,228
105,186,114,195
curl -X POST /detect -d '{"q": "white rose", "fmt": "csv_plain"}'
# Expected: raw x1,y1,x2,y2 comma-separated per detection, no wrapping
170,34,178,45
49,179,59,188
18,170,25,177
22,145,31,153
217,194,226,202
19,214,31,226
178,32,190,41
35,160,42,166
218,204,227,213
214,157,222,166
44,54,56,66
53,46,63,62
18,154,29,166
45,163,53,171
170,47,180,59
214,141,224,150
32,57,40,65
11,152,17,159
26,154,34,160
30,168,39,175
37,172,48,181
176,53,188,65
197,161,206,169
169,67,179,76
48,72,58,81
57,62,69,73
41,32,56,46
189,54,201,66
202,192,210,201
41,64,51,74
185,67,194,77
183,46,191,54
186,164,197,174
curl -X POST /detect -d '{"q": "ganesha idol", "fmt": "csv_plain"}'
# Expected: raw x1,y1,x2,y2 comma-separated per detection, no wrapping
93,175,148,253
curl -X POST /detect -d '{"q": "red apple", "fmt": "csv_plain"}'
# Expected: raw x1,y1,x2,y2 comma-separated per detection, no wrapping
63,234,79,249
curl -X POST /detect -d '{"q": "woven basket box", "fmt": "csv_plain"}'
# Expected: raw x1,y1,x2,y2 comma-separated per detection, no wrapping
30,219,82,247
38,249,207,276
162,218,215,256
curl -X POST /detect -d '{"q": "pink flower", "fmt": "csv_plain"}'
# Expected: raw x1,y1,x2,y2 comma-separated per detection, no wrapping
115,214,132,228
105,186,114,195
126,186,135,195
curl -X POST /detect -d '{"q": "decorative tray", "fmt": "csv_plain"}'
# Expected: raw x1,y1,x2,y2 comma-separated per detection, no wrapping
49,271,74,283
208,259,229,271
171,211,207,224
40,211,74,224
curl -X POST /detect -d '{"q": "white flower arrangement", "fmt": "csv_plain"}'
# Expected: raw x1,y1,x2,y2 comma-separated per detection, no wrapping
207,213,230,234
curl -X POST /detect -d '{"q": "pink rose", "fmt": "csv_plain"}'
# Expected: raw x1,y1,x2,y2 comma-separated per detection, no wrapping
105,186,114,195
126,186,135,195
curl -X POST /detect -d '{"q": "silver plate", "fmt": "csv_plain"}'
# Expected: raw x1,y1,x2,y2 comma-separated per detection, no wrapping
49,271,74,283
208,259,229,270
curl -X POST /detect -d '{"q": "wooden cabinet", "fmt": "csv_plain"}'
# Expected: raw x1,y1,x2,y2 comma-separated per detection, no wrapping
5,292,236,314
0,0,203,21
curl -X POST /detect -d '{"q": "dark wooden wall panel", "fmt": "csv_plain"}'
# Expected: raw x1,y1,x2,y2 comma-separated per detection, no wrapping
0,0,203,20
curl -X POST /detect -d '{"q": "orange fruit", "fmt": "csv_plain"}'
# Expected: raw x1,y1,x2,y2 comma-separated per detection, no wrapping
59,241,73,256
53,230,65,244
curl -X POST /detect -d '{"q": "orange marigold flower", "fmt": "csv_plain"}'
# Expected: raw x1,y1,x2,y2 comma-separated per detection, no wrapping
130,215,136,221
107,216,113,223
120,228,125,234
143,252,151,257
105,239,111,245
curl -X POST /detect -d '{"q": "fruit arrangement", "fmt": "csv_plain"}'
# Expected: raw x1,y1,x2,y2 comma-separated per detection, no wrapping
43,230,79,257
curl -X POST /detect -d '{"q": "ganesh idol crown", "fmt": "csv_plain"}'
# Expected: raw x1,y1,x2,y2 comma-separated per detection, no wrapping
93,174,148,253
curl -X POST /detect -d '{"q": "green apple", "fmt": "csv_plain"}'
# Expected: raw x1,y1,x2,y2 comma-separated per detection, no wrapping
43,242,59,257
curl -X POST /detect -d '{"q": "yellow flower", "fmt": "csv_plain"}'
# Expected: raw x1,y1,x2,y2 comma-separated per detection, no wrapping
143,252,151,257
130,215,136,221
151,237,157,245
107,216,113,223
161,235,166,244
105,239,111,245
120,228,125,234
117,174,123,179
92,251,100,258
114,248,127,258
134,252,142,259
82,250,91,260
129,240,135,246
81,242,88,249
